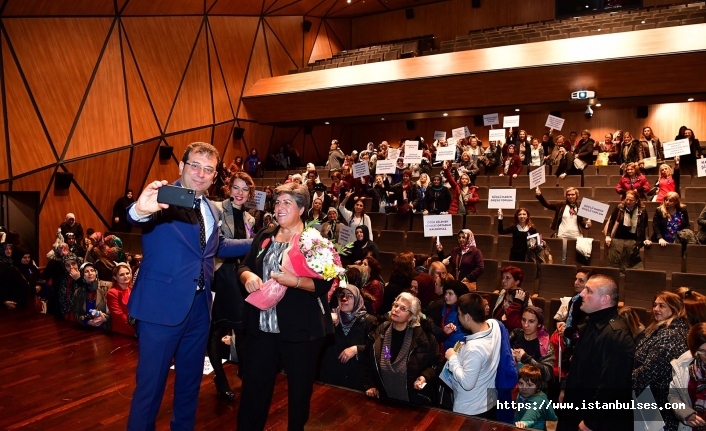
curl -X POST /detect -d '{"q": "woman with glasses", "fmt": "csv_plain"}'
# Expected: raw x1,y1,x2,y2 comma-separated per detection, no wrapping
363,292,443,406
669,323,706,430
209,172,256,402
633,292,688,431
319,285,378,391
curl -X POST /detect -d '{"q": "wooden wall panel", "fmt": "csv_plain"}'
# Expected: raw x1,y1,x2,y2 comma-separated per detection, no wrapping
12,167,55,194
143,157,179,190
325,21,346,55
0,73,7,182
263,0,279,13
351,0,554,48
2,0,114,16
167,29,213,133
0,183,8,191
303,17,322,66
122,0,205,15
266,16,305,68
66,149,130,224
209,17,260,115
265,25,298,77
4,18,112,156
310,125,334,159
128,138,160,193
209,0,264,15
309,21,333,62
326,18,351,50
273,0,334,16
122,16,202,129
65,28,130,160
271,126,301,148
221,137,247,172
209,32,235,124
329,0,386,18
242,22,271,108
242,122,274,159
3,36,56,176
213,122,234,157
122,29,162,144
164,127,214,164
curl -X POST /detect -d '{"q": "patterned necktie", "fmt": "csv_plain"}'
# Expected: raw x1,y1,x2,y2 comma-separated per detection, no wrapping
194,198,206,290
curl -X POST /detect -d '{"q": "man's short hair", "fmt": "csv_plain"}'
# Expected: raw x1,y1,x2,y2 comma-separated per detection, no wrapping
457,293,486,323
182,142,219,165
588,274,619,306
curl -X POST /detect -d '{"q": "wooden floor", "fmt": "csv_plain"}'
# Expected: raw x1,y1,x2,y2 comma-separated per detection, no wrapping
0,310,517,431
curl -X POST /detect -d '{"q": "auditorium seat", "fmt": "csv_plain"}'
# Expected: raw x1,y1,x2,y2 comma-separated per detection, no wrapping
532,216,554,239
466,215,492,235
583,166,599,176
368,212,387,231
517,200,547,215
378,252,396,281
657,20,680,28
576,187,593,199
477,259,499,291
556,175,581,188
512,175,530,188
502,260,538,293
516,188,536,201
683,187,706,202
438,233,459,255
406,231,433,254
450,214,465,231
566,239,601,267
383,50,400,61
583,175,608,187
474,234,495,259
624,269,666,309
312,65,325,71
387,213,411,231
598,165,621,176
324,64,338,69
543,238,563,264
496,236,514,262
541,187,567,201
378,230,406,252
685,244,706,274
691,176,706,186
488,176,511,187
593,187,620,201
538,264,577,300
671,272,706,293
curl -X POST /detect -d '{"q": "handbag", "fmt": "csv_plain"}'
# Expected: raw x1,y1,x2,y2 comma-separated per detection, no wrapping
595,152,609,166
643,156,657,170
573,157,587,171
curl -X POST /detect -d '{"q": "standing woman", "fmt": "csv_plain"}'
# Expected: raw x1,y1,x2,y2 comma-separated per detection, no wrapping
362,256,384,314
435,229,484,288
415,173,430,213
383,169,418,215
633,291,689,431
528,138,544,167
536,186,591,239
500,145,523,181
321,207,344,242
338,190,372,232
237,183,334,431
653,158,680,202
682,128,703,175
209,172,256,401
244,149,261,177
423,174,451,215
510,306,554,382
497,208,538,262
615,162,651,200
650,192,690,247
351,225,379,264
443,161,479,215
605,190,649,273
106,262,135,337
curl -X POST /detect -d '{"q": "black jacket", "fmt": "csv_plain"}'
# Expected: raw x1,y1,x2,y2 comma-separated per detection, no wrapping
424,187,451,214
319,314,378,391
497,218,537,259
384,178,419,208
651,206,690,242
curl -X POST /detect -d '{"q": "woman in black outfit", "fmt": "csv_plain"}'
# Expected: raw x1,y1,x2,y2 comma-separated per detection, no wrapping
497,207,538,262
351,225,379,264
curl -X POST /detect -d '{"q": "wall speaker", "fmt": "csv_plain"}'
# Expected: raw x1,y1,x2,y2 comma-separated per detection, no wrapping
55,172,73,190
304,125,313,135
405,8,414,19
550,110,562,118
637,106,648,119
406,120,416,130
233,127,245,140
473,115,483,127
472,0,481,8
303,20,312,33
159,145,174,160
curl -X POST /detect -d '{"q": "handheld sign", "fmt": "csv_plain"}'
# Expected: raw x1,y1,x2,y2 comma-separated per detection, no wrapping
545,114,565,131
698,159,706,177
375,159,396,174
338,225,352,245
353,161,370,178
452,127,470,140
446,137,457,146
435,145,456,161
244,190,267,210
388,148,401,161
434,131,447,140
423,214,454,237
529,168,546,189
488,188,516,209
483,113,499,126
577,198,610,223
489,128,506,142
404,148,423,164
503,115,520,128
662,139,691,159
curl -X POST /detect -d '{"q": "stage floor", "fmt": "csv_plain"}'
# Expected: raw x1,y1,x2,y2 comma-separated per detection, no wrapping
0,310,518,430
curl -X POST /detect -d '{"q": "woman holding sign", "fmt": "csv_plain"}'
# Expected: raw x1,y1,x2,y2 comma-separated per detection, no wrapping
338,190,372,232
605,190,649,272
497,208,538,262
443,161,479,215
500,145,523,184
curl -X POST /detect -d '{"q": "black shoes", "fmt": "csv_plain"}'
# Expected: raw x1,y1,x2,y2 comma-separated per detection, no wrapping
213,375,235,402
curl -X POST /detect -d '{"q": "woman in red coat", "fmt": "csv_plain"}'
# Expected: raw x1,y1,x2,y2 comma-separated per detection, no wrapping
615,162,651,200
500,144,523,183
443,161,480,215
106,262,135,337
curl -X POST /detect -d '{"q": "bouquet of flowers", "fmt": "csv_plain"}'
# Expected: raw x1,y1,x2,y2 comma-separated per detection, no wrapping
246,223,350,310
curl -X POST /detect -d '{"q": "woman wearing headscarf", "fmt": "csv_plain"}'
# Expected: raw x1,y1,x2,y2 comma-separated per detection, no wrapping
85,232,126,281
112,190,135,233
0,243,28,310
58,253,82,319
435,229,484,289
351,225,379,264
423,173,451,215
319,285,378,391
321,207,344,243
73,261,111,330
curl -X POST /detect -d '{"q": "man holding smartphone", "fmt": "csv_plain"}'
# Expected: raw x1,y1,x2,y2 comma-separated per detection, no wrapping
126,142,252,431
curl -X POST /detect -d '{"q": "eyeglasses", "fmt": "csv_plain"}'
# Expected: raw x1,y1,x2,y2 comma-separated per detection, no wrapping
392,302,411,313
698,349,706,357
184,161,216,175
337,292,354,300
231,186,250,194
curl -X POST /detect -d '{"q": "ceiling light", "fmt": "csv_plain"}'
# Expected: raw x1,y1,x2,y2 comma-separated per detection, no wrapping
325,121,329,124
595,103,601,107
381,118,385,120
688,98,694,102
597,28,601,31
443,113,448,116
641,20,646,24
515,109,520,112
347,0,351,3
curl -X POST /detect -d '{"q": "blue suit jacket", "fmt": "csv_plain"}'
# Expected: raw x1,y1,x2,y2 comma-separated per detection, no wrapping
126,187,252,326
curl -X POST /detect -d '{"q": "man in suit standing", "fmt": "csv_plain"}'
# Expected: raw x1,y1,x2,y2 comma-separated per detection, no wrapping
126,142,252,431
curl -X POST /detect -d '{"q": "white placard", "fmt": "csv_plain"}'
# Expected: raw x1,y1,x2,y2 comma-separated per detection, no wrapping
503,115,520,128
483,113,499,126
451,126,470,140
435,145,456,161
404,148,423,164
244,190,267,210
338,225,352,244
545,114,565,131
423,214,454,237
446,137,457,146
352,161,369,178
375,159,396,174
487,188,517,209
697,159,706,177
489,128,506,142
662,139,691,159
577,198,610,223
529,167,546,189
388,148,401,161
434,131,447,140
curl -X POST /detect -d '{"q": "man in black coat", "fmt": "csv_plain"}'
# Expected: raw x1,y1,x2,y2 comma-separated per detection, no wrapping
557,274,635,431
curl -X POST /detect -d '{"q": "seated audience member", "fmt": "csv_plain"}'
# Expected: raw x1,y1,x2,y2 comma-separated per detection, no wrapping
633,292,689,431
307,197,326,224
445,293,501,418
33,280,53,314
321,207,344,243
499,144,522,181
350,225,379,264
16,251,40,286
669,323,706,430
413,253,431,274
697,204,706,245
380,251,417,314
319,285,378,391
605,190,649,272
311,183,332,212
0,242,29,309
615,162,650,200
107,263,135,337
436,229,484,288
64,232,85,259
653,158,680,203
423,174,451,215
674,288,706,325
73,262,111,329
514,365,558,430
492,266,530,331
363,293,443,406
384,169,418,215
650,192,692,247
59,253,82,319
443,161,479,215
552,145,581,179
412,273,436,310
439,281,471,351
510,306,554,382
338,191,371,232
361,256,384,314
60,212,84,244
536,186,591,239
574,129,596,167
497,208,539,262
85,232,125,281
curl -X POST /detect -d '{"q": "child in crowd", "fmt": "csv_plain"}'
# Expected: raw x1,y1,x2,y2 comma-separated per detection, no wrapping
514,365,557,430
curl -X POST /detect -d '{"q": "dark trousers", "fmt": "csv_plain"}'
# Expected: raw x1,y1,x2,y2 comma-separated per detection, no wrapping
237,332,323,431
207,324,246,383
127,291,210,431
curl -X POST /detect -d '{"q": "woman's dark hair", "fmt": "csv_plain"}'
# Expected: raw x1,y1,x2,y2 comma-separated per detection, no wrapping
522,306,543,328
226,171,255,200
364,256,382,281
513,207,534,229
414,253,429,267
688,323,706,356
345,267,363,288
676,288,706,326
389,251,416,284
457,293,485,323
331,172,342,181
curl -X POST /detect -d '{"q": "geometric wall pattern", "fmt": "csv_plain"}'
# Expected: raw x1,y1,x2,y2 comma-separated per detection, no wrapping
0,0,358,264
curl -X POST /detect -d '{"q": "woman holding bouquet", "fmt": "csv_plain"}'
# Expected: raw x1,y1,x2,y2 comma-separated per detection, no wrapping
238,182,336,431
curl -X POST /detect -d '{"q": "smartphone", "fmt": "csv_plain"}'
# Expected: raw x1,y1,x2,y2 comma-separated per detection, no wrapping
157,185,196,208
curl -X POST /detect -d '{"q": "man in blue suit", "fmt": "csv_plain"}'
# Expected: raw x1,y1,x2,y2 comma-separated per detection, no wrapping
126,142,252,431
